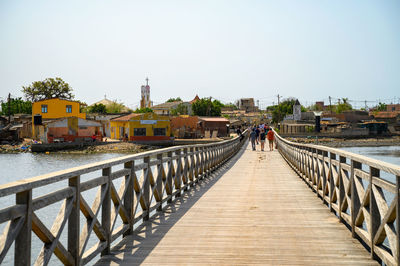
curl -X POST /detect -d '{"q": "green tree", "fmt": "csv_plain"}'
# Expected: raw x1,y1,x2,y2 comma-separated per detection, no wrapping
22,77,74,102
88,103,107,114
192,98,222,116
166,97,182,102
0,97,32,115
267,98,304,124
171,103,189,115
106,101,126,113
133,107,153,113
335,98,352,113
375,102,387,111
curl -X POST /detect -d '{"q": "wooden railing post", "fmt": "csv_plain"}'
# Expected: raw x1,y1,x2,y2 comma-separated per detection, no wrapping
67,176,80,264
174,150,182,197
338,156,346,223
351,160,362,238
143,157,150,221
183,148,188,191
101,167,111,255
369,167,380,260
124,161,134,236
329,153,336,212
156,154,163,211
15,189,32,265
189,147,195,187
166,151,173,203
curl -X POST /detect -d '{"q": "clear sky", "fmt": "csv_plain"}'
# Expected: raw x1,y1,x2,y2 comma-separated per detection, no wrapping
1,0,399,109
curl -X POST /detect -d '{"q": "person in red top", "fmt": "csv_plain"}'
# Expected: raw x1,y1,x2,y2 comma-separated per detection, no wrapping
266,127,274,151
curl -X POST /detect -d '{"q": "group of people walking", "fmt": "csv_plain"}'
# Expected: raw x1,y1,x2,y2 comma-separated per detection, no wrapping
249,124,274,151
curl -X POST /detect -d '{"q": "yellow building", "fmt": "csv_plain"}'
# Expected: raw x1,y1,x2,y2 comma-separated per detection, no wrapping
110,112,172,143
32,98,86,138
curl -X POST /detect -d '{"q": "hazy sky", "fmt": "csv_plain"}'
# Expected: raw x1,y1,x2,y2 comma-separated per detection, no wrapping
1,0,399,109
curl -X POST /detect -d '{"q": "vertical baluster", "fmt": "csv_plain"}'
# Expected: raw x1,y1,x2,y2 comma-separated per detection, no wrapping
338,156,346,223
351,160,362,238
322,151,328,204
194,147,199,183
167,151,173,203
183,148,188,190
156,154,163,211
369,167,380,260
68,176,80,264
189,147,195,187
175,150,182,197
15,189,32,265
329,153,336,212
124,161,134,236
102,167,111,255
142,157,150,220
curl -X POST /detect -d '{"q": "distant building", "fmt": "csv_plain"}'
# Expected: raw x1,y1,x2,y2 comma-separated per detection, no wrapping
32,98,86,139
90,96,130,113
140,78,151,108
110,112,172,144
152,101,192,116
198,117,230,137
190,95,200,104
293,99,301,121
387,104,400,112
238,98,256,113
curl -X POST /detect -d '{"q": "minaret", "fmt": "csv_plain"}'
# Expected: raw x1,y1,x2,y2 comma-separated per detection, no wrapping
140,77,151,108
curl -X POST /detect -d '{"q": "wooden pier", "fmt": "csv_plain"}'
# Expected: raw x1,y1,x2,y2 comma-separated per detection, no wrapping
95,143,377,265
0,130,398,265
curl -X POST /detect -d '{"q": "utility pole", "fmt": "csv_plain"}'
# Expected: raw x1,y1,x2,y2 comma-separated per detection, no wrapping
277,94,281,105
329,96,332,114
7,93,11,124
364,100,367,111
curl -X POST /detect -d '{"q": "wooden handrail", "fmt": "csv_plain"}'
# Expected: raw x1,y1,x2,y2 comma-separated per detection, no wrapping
274,129,400,266
0,131,248,265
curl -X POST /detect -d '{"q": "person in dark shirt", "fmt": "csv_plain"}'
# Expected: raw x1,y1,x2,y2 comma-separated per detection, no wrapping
255,127,260,144
249,129,257,150
259,129,266,151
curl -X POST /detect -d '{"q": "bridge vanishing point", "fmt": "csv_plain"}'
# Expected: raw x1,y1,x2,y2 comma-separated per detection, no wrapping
0,131,399,265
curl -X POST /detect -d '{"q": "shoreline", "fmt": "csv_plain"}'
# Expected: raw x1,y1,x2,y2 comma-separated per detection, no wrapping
0,141,157,154
283,136,400,148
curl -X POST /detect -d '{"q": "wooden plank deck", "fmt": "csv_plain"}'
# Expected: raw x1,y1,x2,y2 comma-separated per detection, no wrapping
95,142,378,265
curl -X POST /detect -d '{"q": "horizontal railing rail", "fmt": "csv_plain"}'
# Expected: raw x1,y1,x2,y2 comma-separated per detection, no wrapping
0,131,248,265
274,130,400,266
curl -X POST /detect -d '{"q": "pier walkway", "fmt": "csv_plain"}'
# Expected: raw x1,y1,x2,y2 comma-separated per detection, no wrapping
95,143,377,265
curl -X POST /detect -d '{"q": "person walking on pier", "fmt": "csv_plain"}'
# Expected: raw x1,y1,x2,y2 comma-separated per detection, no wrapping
259,129,266,151
267,127,275,151
249,129,257,151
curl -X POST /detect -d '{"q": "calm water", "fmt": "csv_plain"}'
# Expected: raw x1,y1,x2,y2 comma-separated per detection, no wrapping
0,152,128,265
341,146,400,166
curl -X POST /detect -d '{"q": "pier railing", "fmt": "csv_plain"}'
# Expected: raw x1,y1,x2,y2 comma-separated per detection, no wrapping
0,133,247,265
275,131,400,266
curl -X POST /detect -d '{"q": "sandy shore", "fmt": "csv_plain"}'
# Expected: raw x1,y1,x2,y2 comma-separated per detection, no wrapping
286,136,400,148
0,141,156,154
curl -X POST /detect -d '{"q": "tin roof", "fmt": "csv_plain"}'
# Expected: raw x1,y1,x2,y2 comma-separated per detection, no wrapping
111,113,141,121
199,117,229,122
373,112,400,119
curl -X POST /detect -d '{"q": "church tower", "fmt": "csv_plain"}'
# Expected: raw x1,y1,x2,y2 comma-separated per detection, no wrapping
140,77,151,108
293,99,301,121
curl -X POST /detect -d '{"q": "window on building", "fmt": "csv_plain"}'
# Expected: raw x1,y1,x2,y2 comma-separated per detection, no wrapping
66,105,72,113
154,128,166,136
392,107,396,111
134,128,146,136
41,105,48,113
